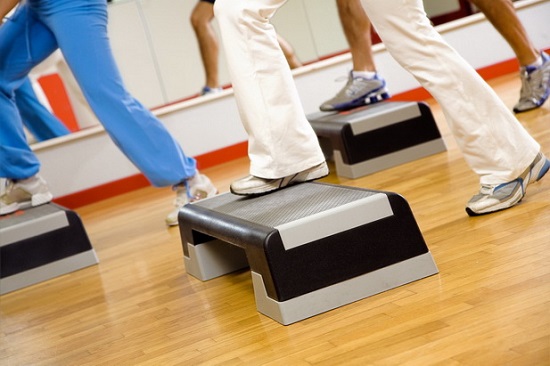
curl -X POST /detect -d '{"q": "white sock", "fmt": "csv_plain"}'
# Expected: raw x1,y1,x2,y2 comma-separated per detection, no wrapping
527,55,543,68
352,70,376,79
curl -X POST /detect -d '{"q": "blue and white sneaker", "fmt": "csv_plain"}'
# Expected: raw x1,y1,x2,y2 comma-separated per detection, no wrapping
466,152,550,216
320,71,390,112
513,52,550,113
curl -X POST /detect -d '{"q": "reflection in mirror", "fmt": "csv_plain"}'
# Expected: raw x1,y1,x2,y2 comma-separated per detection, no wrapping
17,76,70,145
24,50,101,145
28,0,479,144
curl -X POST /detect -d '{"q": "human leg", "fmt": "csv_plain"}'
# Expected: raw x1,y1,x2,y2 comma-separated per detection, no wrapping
15,77,71,142
338,0,377,73
190,0,222,94
469,0,549,113
214,0,327,186
0,4,58,213
35,0,198,188
0,3,58,180
469,0,538,66
320,0,389,111
276,34,302,69
361,0,546,214
15,0,215,224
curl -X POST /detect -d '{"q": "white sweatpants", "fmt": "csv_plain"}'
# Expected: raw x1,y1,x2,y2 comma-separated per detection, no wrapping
214,0,325,179
215,0,541,184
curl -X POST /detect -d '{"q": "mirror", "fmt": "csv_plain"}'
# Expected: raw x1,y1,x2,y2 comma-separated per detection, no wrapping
26,0,477,144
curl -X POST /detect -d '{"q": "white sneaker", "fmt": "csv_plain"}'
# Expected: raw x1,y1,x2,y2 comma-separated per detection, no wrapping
0,174,53,215
466,152,549,216
513,52,550,113
165,173,217,226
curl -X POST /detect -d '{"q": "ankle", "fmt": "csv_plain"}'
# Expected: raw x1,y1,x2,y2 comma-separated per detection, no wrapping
526,55,543,69
352,70,376,79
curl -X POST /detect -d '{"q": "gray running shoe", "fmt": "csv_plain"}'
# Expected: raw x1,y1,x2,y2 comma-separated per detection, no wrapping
466,152,550,216
230,162,329,196
166,172,217,226
320,72,390,112
0,175,53,215
513,52,550,113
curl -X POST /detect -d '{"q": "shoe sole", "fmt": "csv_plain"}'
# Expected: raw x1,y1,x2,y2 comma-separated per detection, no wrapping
0,202,32,215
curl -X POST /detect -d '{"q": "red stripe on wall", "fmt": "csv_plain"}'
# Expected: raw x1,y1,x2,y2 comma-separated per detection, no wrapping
194,140,248,169
37,74,80,133
476,58,521,80
53,174,151,209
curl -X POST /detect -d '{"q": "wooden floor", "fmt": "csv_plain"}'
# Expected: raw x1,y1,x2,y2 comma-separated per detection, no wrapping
1,73,549,365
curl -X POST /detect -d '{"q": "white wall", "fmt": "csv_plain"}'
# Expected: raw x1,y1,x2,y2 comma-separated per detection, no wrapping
106,0,471,109
32,0,550,199
106,0,352,108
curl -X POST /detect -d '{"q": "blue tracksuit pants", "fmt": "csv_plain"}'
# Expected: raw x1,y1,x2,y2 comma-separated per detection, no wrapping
0,0,196,186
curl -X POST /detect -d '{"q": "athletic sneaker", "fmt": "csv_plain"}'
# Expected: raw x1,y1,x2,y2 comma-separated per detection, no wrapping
200,86,223,96
230,162,329,196
0,175,53,215
165,173,217,226
466,152,550,216
320,71,390,112
513,52,550,113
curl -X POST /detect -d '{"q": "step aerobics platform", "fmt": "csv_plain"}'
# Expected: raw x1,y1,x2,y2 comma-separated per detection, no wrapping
0,203,98,295
178,182,438,325
308,101,447,178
